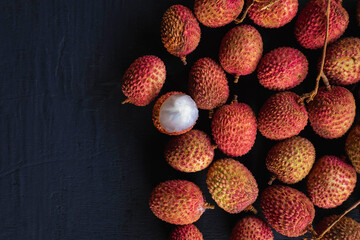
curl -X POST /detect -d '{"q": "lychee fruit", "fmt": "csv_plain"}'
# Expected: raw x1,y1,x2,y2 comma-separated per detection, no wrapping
307,86,356,139
266,136,316,185
219,25,263,83
169,224,203,240
188,58,229,111
211,98,257,157
149,180,212,225
257,91,308,140
161,5,201,65
230,215,274,240
261,185,315,237
194,0,244,28
206,158,258,214
294,0,349,49
257,47,308,90
164,129,215,173
121,55,166,106
316,215,360,239
322,37,360,85
307,155,357,209
345,125,360,174
248,0,298,28
152,92,199,135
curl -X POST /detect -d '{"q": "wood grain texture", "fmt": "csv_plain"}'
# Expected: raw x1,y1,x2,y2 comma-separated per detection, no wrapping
0,0,359,240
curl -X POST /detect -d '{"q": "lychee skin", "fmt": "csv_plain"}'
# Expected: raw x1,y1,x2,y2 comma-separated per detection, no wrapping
257,47,308,90
257,91,308,140
307,155,357,209
316,215,360,239
219,25,263,80
346,125,360,174
211,101,257,157
206,158,258,214
149,180,209,225
248,0,298,28
161,5,201,64
323,37,360,85
188,58,229,110
230,215,274,240
169,224,203,240
194,0,244,28
266,136,315,184
294,0,349,49
261,185,315,237
307,86,356,139
121,55,166,106
164,129,214,173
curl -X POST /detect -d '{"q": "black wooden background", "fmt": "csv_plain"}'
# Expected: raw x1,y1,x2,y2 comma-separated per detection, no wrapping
1,0,359,239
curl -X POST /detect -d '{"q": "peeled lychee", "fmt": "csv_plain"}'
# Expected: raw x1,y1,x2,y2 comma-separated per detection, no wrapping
121,55,166,106
266,136,315,184
307,86,356,139
169,224,203,240
149,180,212,225
345,125,360,174
188,58,229,110
257,47,308,90
248,0,298,28
194,0,244,28
257,91,308,140
322,37,360,85
316,215,360,239
230,215,274,240
152,92,199,135
294,0,349,49
307,155,357,209
261,185,315,237
206,158,258,214
211,99,257,157
161,5,201,64
164,129,214,173
219,25,263,82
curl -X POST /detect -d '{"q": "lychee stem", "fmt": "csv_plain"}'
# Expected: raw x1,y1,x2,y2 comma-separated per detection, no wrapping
299,0,331,103
209,109,214,119
231,95,238,104
244,204,258,214
234,0,255,24
305,225,318,238
234,74,240,83
260,0,280,11
122,98,131,104
180,56,187,65
212,144,218,150
204,202,215,209
268,174,276,185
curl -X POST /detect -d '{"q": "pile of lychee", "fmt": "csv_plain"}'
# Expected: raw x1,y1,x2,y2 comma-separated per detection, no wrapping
121,0,360,239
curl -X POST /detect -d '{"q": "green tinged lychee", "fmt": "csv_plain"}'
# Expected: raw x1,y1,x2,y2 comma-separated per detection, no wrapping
257,91,308,140
169,224,203,240
230,215,274,240
164,129,214,173
149,180,212,225
345,125,360,174
161,5,201,64
266,136,315,184
316,215,360,239
188,58,229,110
294,0,349,49
323,37,360,85
248,0,298,28
307,86,356,139
219,25,263,82
260,185,315,237
121,55,166,106
257,47,308,90
206,158,258,214
307,155,357,209
194,0,244,28
211,99,257,157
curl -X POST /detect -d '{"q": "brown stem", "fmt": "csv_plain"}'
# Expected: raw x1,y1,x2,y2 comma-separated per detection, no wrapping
306,225,318,238
244,204,258,214
212,144,218,150
209,109,214,119
204,202,215,209
299,0,331,103
260,0,280,11
231,95,238,104
234,74,240,83
122,98,131,104
234,0,255,24
180,56,187,65
268,174,276,185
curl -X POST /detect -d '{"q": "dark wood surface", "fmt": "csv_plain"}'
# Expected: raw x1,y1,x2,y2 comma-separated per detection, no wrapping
1,0,359,239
